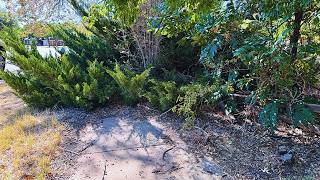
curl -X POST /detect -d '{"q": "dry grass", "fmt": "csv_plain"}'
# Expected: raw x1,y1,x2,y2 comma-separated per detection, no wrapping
0,83,7,92
0,113,65,179
0,83,65,179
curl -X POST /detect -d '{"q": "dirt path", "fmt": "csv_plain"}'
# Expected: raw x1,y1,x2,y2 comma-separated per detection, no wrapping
0,81,25,114
58,108,218,180
0,81,26,125
56,106,320,180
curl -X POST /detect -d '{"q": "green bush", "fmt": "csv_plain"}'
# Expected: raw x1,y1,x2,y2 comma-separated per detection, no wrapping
173,81,222,128
144,79,179,112
0,28,116,110
54,59,116,109
260,101,316,130
149,0,320,129
155,37,200,75
107,64,151,105
52,26,122,68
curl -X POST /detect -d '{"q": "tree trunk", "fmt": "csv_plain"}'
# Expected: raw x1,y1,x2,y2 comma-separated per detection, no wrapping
0,56,5,71
290,8,303,61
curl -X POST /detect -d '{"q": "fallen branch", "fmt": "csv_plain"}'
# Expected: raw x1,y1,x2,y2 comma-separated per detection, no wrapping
158,107,173,118
78,139,97,153
60,140,97,156
152,165,183,174
230,93,249,98
195,126,208,136
59,147,80,155
102,160,108,180
306,104,320,113
82,143,166,155
139,104,158,112
168,166,183,173
162,146,175,161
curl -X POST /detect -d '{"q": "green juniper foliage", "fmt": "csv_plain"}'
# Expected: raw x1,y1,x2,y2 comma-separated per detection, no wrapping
0,28,116,109
173,81,222,128
106,64,151,105
144,79,179,112
53,27,121,68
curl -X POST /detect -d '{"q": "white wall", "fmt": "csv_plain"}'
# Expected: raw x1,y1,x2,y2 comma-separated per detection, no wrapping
5,46,69,73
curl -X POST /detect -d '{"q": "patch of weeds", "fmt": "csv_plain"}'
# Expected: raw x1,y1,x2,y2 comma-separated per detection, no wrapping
0,114,64,179
0,83,9,93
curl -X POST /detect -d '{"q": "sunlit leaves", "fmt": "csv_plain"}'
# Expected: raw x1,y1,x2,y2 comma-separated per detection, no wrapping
199,35,223,63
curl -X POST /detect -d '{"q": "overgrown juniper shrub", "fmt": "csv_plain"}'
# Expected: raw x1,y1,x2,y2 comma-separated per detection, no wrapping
106,64,151,105
144,79,179,112
0,28,117,109
172,80,229,128
53,27,122,69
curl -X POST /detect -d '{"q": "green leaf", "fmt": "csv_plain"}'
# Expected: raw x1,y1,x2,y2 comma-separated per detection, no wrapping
289,103,316,126
259,101,279,130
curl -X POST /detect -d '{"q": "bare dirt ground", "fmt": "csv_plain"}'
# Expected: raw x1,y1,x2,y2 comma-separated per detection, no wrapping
0,81,26,123
1,81,320,179
177,113,320,179
52,105,320,180
51,107,216,179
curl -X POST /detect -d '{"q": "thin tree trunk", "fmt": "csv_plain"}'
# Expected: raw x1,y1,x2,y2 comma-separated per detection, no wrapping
0,56,5,71
132,29,147,68
290,8,303,61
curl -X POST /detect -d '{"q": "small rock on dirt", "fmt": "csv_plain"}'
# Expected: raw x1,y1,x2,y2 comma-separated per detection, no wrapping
280,152,293,163
201,159,224,176
278,145,294,164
